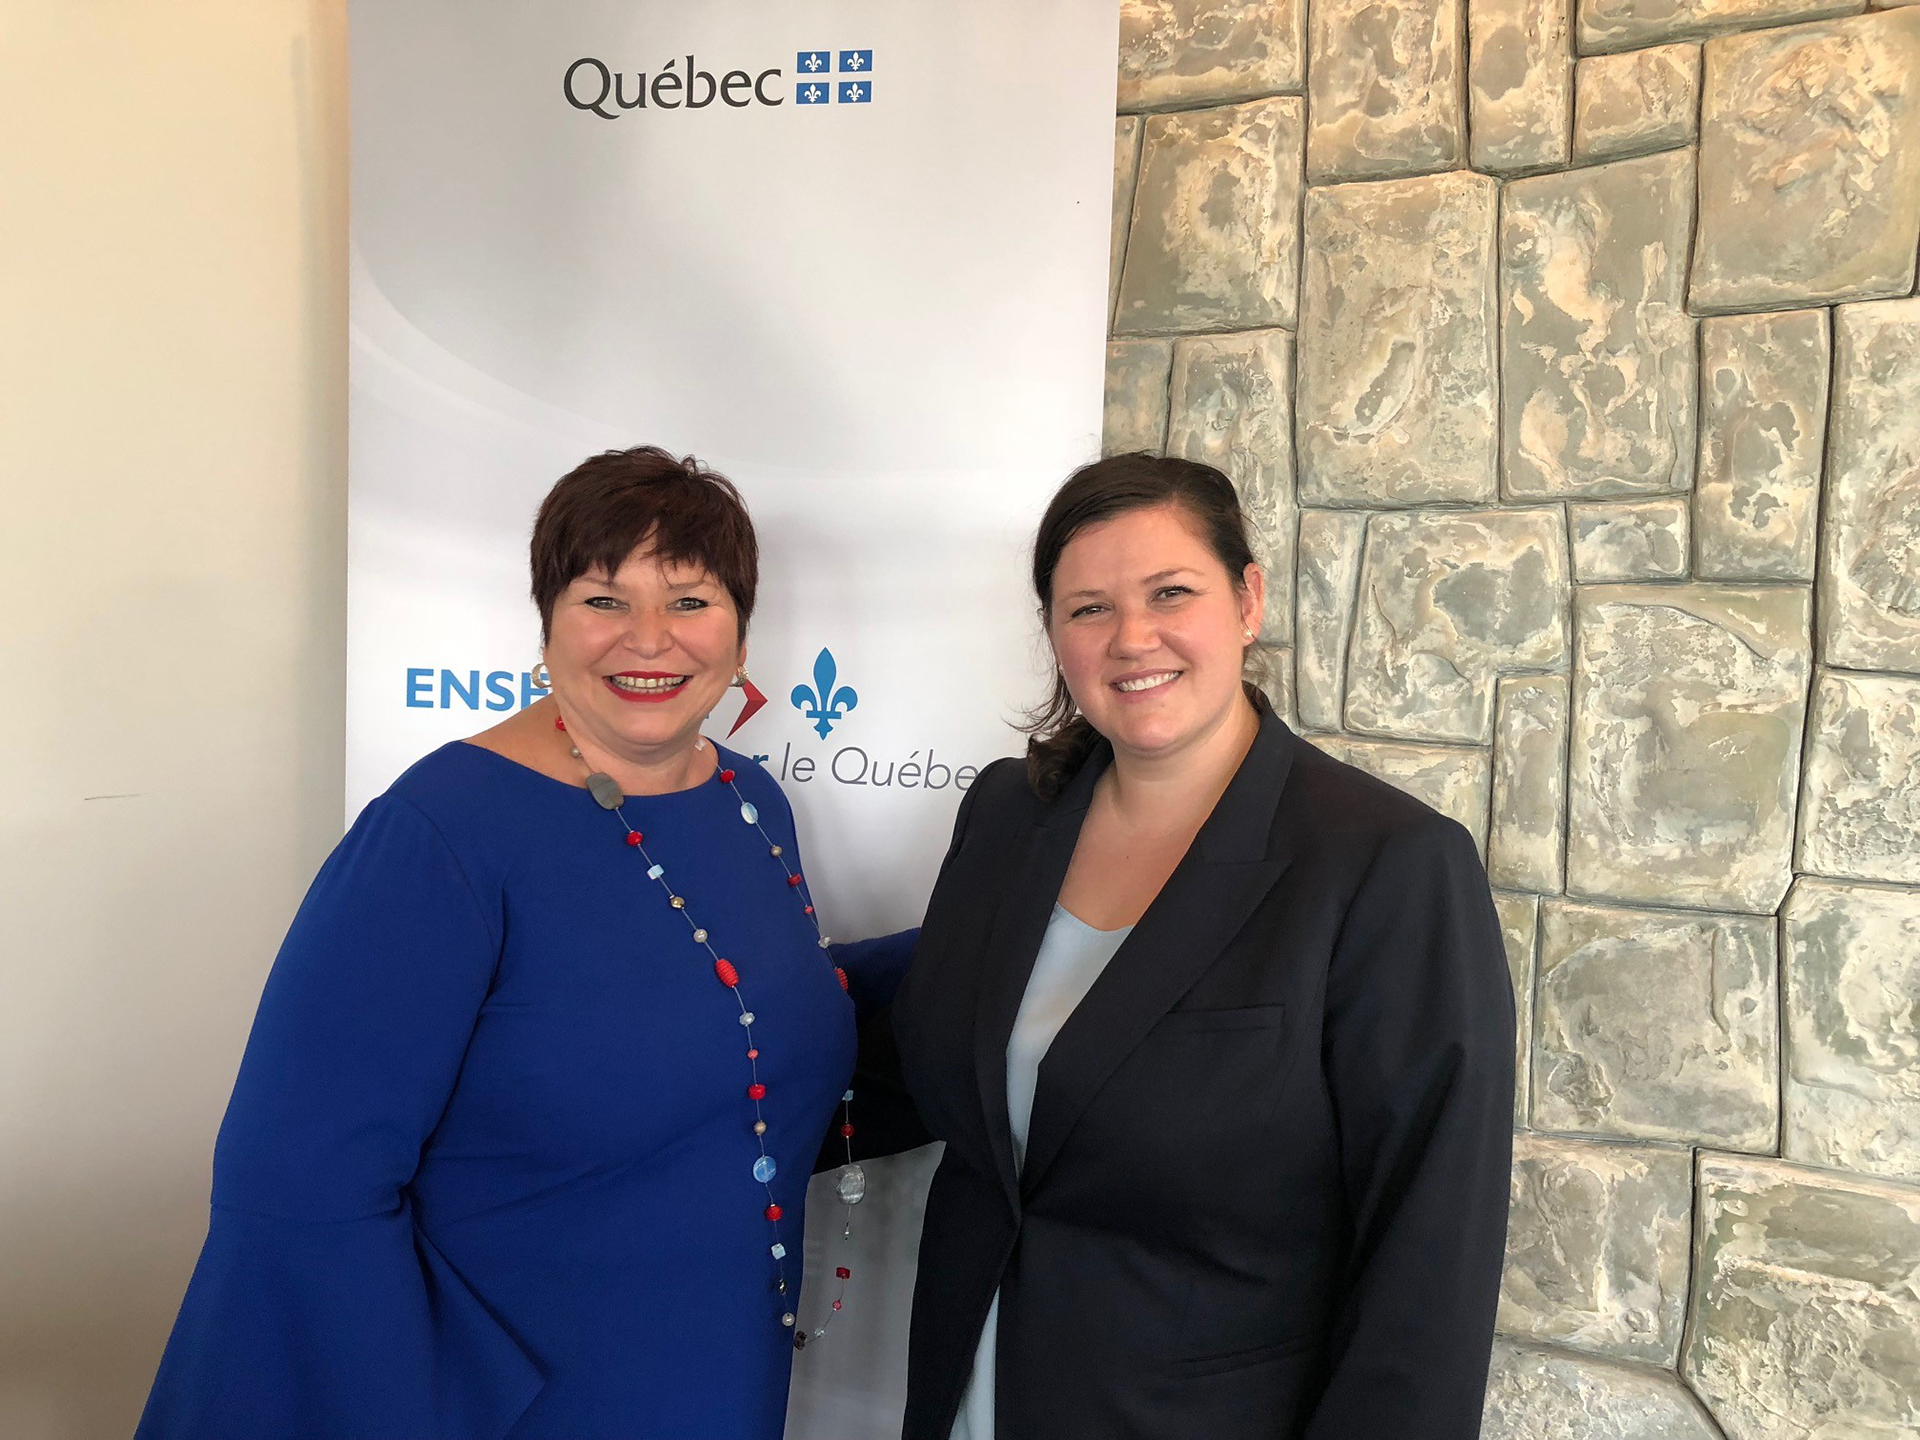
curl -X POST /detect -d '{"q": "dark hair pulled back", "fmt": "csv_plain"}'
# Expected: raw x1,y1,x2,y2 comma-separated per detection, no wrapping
1023,452,1262,800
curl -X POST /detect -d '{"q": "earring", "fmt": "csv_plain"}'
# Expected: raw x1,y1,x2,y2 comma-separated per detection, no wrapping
731,667,750,689
531,660,552,689
1242,628,1256,643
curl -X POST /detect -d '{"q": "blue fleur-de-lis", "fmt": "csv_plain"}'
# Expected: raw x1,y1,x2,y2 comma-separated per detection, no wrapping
791,648,858,738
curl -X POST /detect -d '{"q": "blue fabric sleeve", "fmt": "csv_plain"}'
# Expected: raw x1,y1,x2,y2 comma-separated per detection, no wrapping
136,796,542,1440
830,929,919,1018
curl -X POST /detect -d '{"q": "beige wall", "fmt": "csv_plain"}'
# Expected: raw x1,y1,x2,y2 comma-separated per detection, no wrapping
0,4,349,1435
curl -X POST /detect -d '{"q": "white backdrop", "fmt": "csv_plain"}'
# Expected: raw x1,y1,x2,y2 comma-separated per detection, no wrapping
347,3,1118,1433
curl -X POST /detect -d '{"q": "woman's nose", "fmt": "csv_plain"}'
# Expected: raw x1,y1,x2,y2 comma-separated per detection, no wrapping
1110,605,1156,655
623,612,670,654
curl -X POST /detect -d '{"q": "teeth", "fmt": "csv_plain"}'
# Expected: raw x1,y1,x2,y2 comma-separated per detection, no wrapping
1115,672,1179,693
608,675,687,693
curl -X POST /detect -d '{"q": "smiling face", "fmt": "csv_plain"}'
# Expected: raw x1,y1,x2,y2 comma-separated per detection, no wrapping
1047,503,1263,765
543,543,744,765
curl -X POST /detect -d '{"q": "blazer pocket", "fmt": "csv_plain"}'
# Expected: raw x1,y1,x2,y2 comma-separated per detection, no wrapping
1173,1329,1321,1378
1158,1002,1286,1034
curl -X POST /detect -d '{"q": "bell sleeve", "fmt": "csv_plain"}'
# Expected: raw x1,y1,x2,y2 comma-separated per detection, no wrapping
135,794,543,1440
1299,814,1516,1440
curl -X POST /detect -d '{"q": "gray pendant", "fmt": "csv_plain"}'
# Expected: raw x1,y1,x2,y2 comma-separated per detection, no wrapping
585,772,624,811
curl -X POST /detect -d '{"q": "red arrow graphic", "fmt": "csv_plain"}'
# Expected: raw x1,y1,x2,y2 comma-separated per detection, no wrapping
727,676,768,737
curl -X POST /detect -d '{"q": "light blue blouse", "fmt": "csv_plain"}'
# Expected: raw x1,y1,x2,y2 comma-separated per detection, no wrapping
951,904,1134,1440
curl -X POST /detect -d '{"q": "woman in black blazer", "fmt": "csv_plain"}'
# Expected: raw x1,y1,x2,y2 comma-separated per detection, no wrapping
847,453,1515,1439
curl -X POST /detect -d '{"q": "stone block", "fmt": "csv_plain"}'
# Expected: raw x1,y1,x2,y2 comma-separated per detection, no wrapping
1166,329,1296,638
1534,901,1779,1149
1783,878,1920,1182
1573,43,1701,162
1117,0,1306,109
1798,670,1920,884
1568,585,1810,912
1501,152,1696,500
1115,97,1304,335
1569,498,1690,580
1685,1154,1920,1440
1469,0,1575,174
1483,1340,1725,1440
1110,116,1144,328
1312,736,1493,853
1499,1136,1693,1364
1296,172,1500,508
1693,10,1920,312
1345,508,1570,744
1695,308,1829,582
1496,892,1537,1124
1307,0,1466,180
1822,298,1920,672
1489,674,1569,892
1579,0,1865,53
1294,508,1368,730
1102,339,1173,457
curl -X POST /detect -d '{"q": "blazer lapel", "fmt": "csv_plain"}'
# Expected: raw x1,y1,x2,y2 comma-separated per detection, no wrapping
971,746,1108,1210
1018,709,1302,1200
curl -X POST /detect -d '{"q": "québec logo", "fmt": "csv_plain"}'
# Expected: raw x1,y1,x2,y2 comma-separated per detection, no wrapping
794,50,874,106
565,47,874,118
791,648,858,737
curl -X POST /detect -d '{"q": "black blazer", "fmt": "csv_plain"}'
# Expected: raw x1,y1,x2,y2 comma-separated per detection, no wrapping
849,702,1515,1440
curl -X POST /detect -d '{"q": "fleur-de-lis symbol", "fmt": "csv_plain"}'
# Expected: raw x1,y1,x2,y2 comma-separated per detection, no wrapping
791,648,858,738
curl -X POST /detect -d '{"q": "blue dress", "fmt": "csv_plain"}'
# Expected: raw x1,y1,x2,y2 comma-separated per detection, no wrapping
137,741,910,1440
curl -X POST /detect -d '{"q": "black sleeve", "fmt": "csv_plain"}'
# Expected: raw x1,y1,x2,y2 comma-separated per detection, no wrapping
1299,815,1516,1440
815,766,998,1173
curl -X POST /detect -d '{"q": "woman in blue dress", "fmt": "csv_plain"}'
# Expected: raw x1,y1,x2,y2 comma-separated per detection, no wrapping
137,446,908,1440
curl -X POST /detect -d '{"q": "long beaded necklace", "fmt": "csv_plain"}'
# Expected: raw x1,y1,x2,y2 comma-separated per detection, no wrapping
556,714,868,1349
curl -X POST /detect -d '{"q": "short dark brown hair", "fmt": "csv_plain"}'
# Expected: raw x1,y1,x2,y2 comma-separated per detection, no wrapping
529,446,759,644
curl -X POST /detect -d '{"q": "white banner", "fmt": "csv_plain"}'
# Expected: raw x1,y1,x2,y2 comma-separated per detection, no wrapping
347,3,1117,1433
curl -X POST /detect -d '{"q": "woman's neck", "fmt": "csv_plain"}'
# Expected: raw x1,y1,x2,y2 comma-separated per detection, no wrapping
1098,696,1261,833
549,700,715,797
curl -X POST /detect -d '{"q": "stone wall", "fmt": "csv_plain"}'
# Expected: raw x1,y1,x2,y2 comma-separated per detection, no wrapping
1105,2,1920,1434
